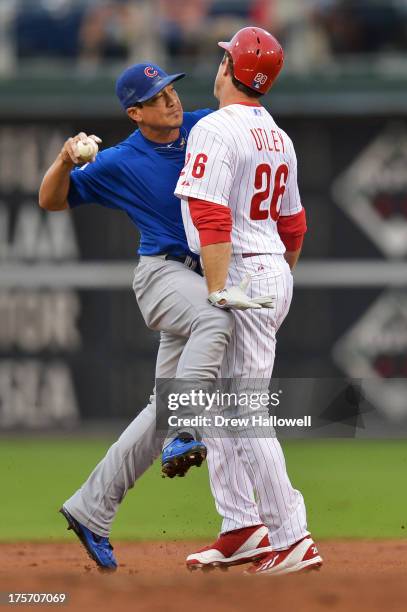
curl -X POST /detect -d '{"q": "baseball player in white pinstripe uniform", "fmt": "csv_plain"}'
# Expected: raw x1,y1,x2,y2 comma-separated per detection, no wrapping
175,27,323,575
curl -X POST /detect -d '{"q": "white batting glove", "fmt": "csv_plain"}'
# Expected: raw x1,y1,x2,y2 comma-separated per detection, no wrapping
209,286,262,310
240,274,276,309
208,275,275,311
250,295,275,308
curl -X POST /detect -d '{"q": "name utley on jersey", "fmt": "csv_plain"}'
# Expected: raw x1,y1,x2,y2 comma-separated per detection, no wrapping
175,103,303,255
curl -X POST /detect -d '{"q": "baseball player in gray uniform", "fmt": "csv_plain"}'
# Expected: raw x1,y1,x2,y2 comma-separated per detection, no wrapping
39,62,276,571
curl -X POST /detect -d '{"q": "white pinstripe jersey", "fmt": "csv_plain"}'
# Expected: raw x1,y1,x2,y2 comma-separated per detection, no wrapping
174,103,303,255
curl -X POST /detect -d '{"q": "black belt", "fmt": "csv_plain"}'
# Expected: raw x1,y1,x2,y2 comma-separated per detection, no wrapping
165,254,203,276
242,252,272,258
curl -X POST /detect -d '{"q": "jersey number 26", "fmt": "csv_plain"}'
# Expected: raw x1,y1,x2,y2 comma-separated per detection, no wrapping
180,153,208,179
250,163,289,222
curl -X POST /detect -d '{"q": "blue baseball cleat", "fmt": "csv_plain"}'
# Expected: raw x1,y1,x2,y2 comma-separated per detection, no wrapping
59,506,117,572
161,434,207,478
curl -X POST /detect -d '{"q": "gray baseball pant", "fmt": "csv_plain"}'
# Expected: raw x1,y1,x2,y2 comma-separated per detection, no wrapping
64,256,262,536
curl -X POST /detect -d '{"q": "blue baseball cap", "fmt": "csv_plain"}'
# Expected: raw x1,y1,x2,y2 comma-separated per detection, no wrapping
116,62,186,108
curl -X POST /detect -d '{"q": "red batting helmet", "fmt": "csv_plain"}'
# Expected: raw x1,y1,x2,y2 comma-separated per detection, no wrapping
218,27,284,95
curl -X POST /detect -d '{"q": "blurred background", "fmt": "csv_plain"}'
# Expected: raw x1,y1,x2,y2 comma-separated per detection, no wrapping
1,0,407,76
0,0,407,435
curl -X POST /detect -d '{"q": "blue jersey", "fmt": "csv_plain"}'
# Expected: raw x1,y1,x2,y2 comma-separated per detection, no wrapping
68,109,212,257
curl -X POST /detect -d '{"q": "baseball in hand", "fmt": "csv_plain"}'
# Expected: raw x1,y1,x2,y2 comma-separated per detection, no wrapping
75,138,99,162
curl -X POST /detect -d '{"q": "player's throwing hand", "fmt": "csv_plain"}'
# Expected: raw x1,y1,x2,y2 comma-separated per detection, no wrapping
60,132,102,165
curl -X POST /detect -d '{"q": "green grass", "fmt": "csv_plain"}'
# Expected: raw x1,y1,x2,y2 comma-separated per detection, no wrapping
0,438,406,541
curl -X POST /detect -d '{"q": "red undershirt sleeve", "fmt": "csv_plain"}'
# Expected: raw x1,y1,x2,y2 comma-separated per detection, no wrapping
277,208,307,251
188,197,232,247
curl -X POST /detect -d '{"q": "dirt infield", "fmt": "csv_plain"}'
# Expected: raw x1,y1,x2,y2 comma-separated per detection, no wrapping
1,540,406,611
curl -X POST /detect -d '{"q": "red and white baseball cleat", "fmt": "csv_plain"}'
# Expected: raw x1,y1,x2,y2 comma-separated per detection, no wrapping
186,524,273,570
246,536,323,576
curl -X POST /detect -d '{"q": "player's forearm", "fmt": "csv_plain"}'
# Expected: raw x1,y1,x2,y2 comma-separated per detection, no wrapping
188,197,233,292
201,242,232,293
284,248,302,270
39,132,100,211
39,154,73,211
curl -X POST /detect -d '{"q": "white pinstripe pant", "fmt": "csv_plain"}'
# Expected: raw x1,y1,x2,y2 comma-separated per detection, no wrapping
64,255,307,549
205,253,309,549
